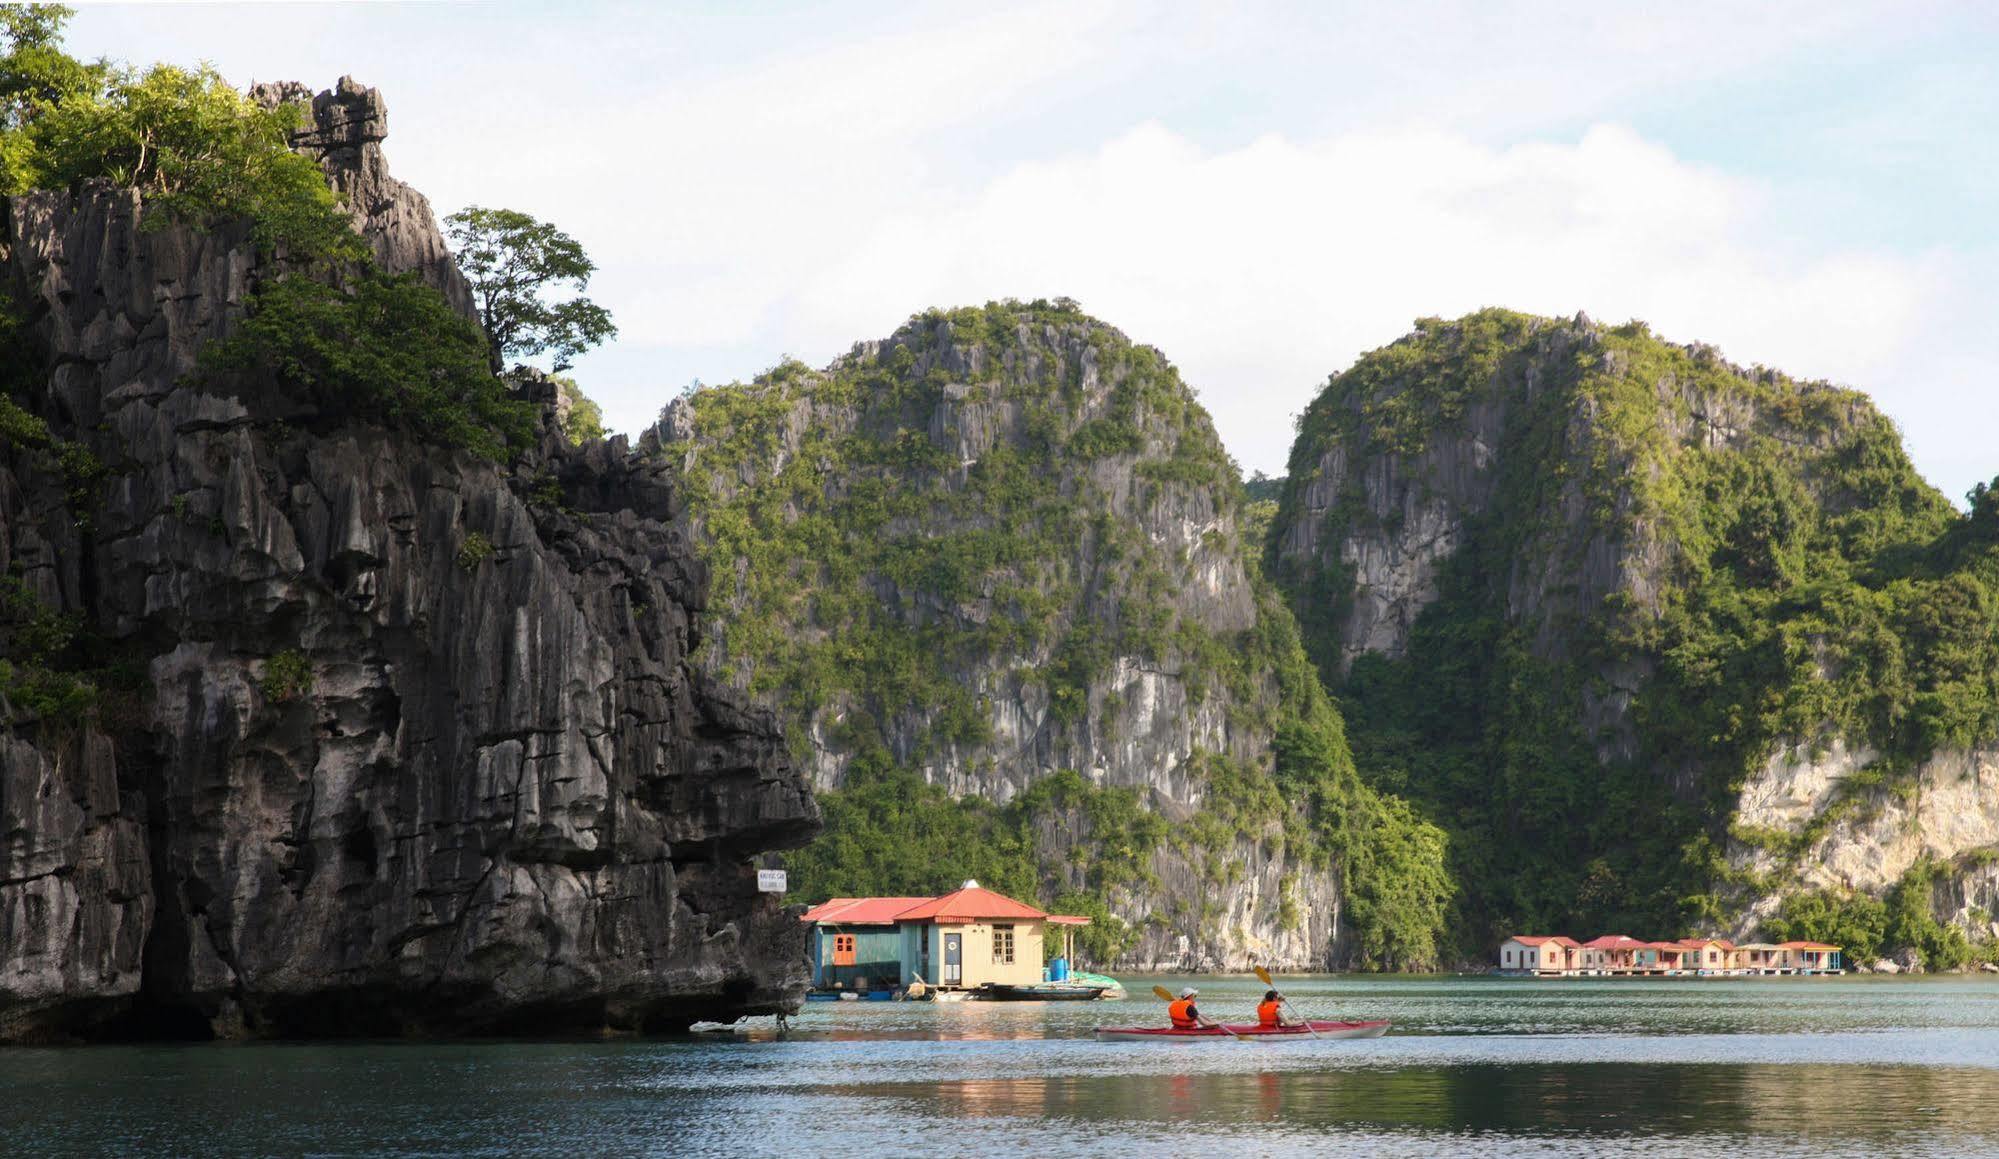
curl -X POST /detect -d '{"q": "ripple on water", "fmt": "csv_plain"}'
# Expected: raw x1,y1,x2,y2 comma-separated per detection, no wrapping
3,975,1999,1156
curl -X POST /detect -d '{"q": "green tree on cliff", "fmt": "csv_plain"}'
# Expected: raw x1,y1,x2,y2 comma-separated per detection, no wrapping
550,374,607,445
0,5,101,129
0,5,356,258
444,206,617,373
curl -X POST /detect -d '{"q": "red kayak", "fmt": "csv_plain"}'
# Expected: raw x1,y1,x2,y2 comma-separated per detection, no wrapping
1094,1019,1390,1042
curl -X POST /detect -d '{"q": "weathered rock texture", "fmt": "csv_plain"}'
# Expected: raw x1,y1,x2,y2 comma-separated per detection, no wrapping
1268,307,1998,952
0,81,816,1042
1729,741,1999,940
251,76,474,316
654,304,1398,970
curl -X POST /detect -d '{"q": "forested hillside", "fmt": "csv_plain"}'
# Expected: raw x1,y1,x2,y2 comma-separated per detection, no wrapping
1269,309,1999,965
656,301,1452,970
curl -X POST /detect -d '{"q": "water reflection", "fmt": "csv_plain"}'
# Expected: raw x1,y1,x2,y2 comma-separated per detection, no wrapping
5,977,1999,1157
905,1063,1999,1143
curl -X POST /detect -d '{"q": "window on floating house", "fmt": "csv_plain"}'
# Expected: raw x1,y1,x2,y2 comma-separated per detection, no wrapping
992,924,1015,965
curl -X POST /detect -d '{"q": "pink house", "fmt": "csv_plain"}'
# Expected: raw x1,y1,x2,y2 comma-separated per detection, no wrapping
1580,934,1647,971
1675,938,1735,972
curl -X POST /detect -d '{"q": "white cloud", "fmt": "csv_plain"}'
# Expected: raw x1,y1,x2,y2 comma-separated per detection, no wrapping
425,0,1135,350
60,0,1991,496
763,120,1940,476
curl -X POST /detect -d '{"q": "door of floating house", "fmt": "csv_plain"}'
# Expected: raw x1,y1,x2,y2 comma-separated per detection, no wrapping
943,932,963,985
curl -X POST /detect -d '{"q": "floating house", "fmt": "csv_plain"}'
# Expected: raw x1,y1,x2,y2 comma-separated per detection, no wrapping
1727,941,1846,973
1677,938,1734,973
1498,935,1582,975
1778,941,1843,972
800,897,932,991
1499,932,1841,976
1580,935,1646,971
800,882,1091,993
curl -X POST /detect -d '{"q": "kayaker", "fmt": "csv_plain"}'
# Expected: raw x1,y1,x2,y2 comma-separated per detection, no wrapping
1257,989,1293,1028
1167,986,1203,1030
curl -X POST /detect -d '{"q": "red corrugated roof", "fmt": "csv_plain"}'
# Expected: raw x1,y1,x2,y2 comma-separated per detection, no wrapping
1507,935,1581,947
1582,935,1646,950
1675,938,1735,950
799,897,933,925
895,885,1048,922
1779,941,1840,950
802,886,1070,926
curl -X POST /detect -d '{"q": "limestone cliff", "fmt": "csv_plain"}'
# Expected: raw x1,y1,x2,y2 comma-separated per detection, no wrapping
0,81,816,1042
1729,741,1999,944
653,302,1449,971
1268,309,1997,960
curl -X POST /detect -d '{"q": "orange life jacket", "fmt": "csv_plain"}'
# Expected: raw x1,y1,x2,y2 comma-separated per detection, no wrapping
1257,999,1283,1028
1168,998,1199,1029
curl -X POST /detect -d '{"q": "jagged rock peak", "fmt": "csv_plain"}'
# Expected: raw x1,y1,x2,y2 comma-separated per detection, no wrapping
654,299,1443,972
250,76,473,317
1265,306,1982,958
0,84,818,1040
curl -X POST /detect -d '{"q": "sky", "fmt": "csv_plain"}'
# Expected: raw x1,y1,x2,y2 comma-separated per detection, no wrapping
64,1,1999,500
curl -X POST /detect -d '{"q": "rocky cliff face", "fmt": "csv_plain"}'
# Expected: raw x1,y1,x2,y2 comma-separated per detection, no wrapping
652,302,1450,971
0,80,816,1042
1729,741,1999,941
1268,309,1995,955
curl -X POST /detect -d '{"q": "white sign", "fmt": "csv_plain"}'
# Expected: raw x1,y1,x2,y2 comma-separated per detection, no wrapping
757,869,788,894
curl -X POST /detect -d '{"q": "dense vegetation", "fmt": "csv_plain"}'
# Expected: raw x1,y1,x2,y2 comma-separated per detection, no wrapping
0,6,549,464
552,375,607,445
0,3,567,740
195,272,536,461
678,300,1452,968
1,7,360,259
1763,858,1981,970
1270,309,1999,962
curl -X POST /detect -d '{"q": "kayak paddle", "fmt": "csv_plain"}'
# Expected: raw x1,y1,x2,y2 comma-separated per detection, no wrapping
1254,965,1320,1039
1150,984,1252,1040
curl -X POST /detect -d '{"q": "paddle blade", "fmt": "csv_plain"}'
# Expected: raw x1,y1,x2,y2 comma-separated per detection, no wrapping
1151,984,1177,1002
1254,965,1274,986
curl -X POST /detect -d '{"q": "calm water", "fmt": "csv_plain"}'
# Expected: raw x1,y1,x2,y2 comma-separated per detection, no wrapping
6,975,1999,1156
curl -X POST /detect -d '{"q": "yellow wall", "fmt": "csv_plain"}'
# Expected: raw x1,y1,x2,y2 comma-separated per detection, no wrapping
931,920,1046,987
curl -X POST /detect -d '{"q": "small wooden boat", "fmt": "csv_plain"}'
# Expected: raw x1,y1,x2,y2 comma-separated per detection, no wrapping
1066,971,1126,999
977,982,1109,1002
1093,1019,1390,1042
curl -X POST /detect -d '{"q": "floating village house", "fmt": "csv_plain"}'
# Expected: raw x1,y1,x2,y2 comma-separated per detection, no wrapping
1498,936,1582,974
801,882,1091,992
798,897,931,991
1499,934,1842,976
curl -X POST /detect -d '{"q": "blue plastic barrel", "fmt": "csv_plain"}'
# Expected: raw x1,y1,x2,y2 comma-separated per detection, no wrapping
1048,957,1069,981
